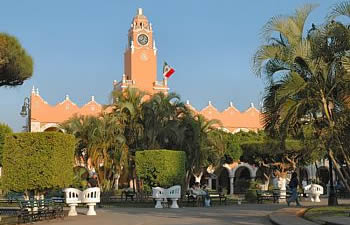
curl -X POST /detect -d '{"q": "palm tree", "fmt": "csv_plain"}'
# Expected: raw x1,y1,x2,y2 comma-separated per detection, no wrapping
327,1,350,20
110,87,145,151
142,92,186,149
253,4,350,204
179,113,222,188
61,114,127,191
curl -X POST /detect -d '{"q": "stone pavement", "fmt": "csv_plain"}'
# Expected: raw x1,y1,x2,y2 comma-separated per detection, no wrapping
40,204,286,225
34,198,350,225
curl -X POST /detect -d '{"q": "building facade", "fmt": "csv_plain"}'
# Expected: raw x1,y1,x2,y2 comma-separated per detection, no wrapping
28,8,263,134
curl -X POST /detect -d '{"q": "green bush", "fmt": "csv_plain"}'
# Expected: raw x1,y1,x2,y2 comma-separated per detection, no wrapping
2,132,76,194
0,123,13,165
135,150,186,191
244,180,261,203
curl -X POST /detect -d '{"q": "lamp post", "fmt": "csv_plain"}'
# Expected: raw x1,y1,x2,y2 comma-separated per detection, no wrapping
20,97,30,132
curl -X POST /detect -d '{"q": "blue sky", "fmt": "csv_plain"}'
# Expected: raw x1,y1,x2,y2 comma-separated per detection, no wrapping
0,0,342,131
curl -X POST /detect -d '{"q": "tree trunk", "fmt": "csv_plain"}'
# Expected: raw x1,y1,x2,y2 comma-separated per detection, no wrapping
262,172,270,191
193,171,203,183
114,173,121,190
185,170,192,191
329,150,350,192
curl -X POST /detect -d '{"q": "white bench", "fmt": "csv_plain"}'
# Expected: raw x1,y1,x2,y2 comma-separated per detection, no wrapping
304,184,323,202
82,187,101,215
167,185,181,208
152,185,181,208
152,187,166,208
63,187,101,216
63,188,82,216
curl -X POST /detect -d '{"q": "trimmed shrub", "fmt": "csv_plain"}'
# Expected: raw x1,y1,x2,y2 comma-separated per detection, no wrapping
0,123,13,165
2,132,76,193
135,150,186,191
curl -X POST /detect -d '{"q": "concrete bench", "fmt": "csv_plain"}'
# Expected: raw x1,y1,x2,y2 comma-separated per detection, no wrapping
152,185,181,208
63,187,101,216
304,184,323,202
82,187,100,215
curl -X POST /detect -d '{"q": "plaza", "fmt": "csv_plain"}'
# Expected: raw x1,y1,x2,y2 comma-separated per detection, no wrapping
37,204,286,225
1,1,350,225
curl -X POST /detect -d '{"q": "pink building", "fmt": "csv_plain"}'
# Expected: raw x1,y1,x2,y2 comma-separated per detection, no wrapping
27,8,263,133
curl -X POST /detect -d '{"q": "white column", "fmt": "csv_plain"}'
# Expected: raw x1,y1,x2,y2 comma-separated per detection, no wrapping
229,177,234,195
208,177,212,190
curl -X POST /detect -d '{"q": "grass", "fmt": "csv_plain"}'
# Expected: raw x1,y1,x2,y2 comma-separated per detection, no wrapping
304,205,350,224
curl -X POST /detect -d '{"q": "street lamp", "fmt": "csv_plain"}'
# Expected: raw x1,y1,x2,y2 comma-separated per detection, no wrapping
20,97,30,131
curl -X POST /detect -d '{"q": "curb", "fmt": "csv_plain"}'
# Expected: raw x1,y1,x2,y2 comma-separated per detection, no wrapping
268,208,317,225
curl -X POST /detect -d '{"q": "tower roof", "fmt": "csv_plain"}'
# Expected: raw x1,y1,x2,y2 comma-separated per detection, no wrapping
133,8,148,21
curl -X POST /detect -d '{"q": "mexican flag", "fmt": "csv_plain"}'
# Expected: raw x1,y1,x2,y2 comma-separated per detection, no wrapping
163,62,175,78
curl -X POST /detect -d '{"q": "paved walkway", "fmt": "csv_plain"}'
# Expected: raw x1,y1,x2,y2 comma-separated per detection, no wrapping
41,204,286,225
268,198,350,225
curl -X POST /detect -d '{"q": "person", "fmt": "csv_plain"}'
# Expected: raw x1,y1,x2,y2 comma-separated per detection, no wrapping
88,173,98,188
202,184,211,207
287,172,301,206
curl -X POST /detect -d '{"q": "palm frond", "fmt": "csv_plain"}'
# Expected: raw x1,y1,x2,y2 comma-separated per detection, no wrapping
327,1,350,21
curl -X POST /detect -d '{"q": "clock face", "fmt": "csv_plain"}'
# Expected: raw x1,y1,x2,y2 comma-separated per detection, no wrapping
137,34,149,45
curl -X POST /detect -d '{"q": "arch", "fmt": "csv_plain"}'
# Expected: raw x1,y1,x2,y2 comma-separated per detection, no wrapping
317,166,329,187
234,166,251,193
218,168,230,194
40,123,64,132
299,167,309,182
232,163,257,178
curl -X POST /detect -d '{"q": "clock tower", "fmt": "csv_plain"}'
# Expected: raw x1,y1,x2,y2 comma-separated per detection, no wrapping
115,8,168,94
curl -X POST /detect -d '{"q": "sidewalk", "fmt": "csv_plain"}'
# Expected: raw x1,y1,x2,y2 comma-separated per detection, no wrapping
269,198,350,225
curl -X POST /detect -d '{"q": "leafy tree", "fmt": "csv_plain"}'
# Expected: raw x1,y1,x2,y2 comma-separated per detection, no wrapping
0,33,33,87
142,92,186,150
111,88,145,151
253,3,350,200
61,114,127,191
0,123,12,165
2,132,75,198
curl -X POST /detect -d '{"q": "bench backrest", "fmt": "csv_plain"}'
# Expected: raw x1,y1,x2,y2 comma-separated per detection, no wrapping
152,187,166,199
81,187,101,204
167,185,181,199
63,188,82,204
304,184,324,194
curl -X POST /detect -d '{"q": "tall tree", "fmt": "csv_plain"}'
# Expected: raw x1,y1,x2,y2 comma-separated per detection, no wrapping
253,4,350,205
61,114,127,191
142,92,186,149
0,33,33,87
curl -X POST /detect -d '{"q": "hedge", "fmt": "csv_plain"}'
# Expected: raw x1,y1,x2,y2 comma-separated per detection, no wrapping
0,123,13,165
2,132,76,193
135,150,186,191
